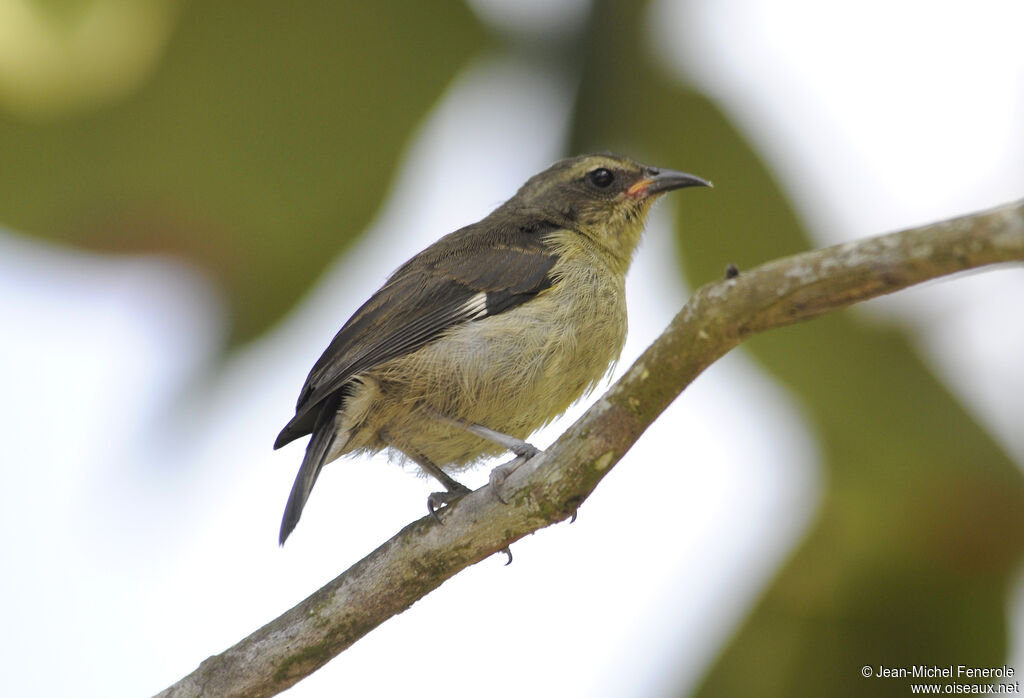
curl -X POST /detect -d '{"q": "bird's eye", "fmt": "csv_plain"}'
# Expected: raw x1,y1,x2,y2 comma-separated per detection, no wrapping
588,167,614,188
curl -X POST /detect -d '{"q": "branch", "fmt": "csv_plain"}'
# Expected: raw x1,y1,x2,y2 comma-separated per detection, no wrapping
156,199,1024,698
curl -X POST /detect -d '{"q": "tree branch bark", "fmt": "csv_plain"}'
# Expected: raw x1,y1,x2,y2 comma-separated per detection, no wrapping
156,199,1024,698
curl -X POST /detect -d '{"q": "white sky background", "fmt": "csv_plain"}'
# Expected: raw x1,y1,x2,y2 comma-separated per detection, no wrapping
0,1,1022,696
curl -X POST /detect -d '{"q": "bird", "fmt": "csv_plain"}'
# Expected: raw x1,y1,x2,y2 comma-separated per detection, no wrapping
274,152,711,544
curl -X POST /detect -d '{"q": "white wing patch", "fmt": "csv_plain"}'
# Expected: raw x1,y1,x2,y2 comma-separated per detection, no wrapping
461,292,490,320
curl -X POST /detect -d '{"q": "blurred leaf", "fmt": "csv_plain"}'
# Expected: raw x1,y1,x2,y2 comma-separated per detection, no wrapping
0,0,179,116
570,1,1024,695
0,0,487,342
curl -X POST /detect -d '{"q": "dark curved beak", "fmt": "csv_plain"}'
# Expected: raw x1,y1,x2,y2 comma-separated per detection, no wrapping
627,167,713,198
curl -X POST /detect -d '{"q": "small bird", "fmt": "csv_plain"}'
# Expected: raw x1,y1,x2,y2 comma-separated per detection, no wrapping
275,153,710,544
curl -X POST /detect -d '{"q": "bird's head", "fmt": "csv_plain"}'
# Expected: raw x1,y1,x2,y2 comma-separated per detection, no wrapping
507,153,711,271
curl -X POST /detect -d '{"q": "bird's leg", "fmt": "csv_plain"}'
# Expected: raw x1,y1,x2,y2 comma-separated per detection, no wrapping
460,421,540,460
401,448,471,522
424,408,542,504
406,448,512,564
424,408,541,460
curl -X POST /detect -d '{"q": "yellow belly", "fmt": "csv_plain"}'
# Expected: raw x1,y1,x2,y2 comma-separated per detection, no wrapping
333,246,628,469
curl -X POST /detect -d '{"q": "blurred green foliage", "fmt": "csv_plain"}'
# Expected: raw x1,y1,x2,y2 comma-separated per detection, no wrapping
1,1,1019,695
570,1,1023,695
0,0,485,341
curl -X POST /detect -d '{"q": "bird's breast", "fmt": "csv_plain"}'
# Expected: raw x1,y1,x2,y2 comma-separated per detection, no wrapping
417,254,623,416
349,240,629,466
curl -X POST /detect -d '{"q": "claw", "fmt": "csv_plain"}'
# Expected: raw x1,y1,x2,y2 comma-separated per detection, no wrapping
426,483,471,523
490,471,509,505
500,547,513,565
489,455,528,504
426,493,446,523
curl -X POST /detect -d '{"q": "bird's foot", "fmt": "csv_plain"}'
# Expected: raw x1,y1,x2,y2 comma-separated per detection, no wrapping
489,445,543,504
489,458,521,505
427,482,472,523
509,441,540,460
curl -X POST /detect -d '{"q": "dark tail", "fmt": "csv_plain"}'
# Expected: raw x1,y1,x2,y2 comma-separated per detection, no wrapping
279,404,340,545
